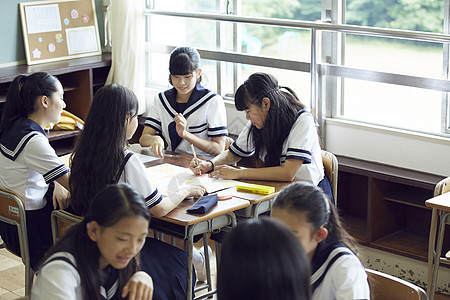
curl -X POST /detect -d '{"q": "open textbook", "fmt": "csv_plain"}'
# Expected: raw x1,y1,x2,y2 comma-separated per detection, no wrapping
146,163,237,196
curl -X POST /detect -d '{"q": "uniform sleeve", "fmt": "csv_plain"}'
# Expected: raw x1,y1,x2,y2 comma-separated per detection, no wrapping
331,255,370,300
122,154,162,208
228,121,255,158
23,134,69,184
31,260,80,300
206,95,228,137
144,93,162,132
285,113,318,164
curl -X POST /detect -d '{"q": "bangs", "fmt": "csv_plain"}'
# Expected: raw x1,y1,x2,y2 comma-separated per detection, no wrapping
234,84,250,111
169,53,196,75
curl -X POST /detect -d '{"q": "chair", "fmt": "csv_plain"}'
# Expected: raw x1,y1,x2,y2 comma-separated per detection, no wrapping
367,269,428,300
0,188,33,296
427,176,450,300
51,210,82,244
321,150,338,206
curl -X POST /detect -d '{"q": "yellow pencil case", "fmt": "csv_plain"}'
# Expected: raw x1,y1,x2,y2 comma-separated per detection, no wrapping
236,183,275,195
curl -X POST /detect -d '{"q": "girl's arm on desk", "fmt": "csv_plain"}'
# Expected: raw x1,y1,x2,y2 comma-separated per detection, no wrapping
150,186,206,218
213,158,303,182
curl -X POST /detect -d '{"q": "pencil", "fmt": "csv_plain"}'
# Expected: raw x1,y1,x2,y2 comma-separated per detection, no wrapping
191,144,201,175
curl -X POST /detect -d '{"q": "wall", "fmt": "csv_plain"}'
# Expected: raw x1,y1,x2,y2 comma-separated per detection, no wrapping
0,0,105,65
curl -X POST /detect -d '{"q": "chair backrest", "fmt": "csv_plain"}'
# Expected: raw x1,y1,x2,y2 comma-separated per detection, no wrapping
321,150,338,206
367,269,428,300
0,188,33,296
51,210,83,244
434,176,450,197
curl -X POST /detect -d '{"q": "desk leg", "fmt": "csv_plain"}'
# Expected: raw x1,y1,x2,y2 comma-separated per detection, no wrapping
428,208,438,300
202,233,212,294
186,225,195,300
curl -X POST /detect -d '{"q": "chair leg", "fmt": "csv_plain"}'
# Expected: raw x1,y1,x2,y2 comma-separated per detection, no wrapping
24,266,33,296
202,233,212,294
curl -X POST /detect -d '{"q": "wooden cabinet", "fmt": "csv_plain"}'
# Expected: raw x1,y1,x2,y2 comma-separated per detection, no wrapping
0,53,111,155
337,156,448,262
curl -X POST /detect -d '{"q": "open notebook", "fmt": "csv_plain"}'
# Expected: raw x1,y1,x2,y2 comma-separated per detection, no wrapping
146,163,237,196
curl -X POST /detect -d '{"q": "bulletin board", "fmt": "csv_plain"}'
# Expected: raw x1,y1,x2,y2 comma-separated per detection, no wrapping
19,0,101,65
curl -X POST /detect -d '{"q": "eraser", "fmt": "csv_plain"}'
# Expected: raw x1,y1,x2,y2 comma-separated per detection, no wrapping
236,183,275,195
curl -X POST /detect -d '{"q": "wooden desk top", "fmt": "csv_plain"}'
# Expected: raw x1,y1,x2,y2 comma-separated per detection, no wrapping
425,192,450,211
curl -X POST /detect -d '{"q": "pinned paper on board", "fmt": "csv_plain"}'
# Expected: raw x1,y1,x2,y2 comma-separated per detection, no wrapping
20,0,101,65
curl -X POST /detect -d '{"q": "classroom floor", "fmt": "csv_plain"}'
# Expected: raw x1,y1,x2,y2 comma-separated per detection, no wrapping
0,238,449,300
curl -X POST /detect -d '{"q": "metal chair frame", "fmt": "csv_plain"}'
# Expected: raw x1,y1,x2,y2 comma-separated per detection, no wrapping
0,188,33,296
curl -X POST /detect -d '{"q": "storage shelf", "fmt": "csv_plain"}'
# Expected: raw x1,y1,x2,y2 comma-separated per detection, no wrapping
372,229,429,261
47,129,81,142
384,188,433,209
337,156,445,262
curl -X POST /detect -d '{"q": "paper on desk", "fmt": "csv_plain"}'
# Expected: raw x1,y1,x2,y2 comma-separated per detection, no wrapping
146,163,236,196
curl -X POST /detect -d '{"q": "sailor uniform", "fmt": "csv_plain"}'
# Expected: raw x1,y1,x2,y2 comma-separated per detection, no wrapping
145,83,228,159
31,251,120,300
229,110,324,185
0,118,69,269
119,150,162,209
311,241,370,300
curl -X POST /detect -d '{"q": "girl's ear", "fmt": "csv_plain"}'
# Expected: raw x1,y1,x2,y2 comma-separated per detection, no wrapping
87,221,100,242
39,95,49,108
314,227,328,244
197,69,202,77
262,97,271,112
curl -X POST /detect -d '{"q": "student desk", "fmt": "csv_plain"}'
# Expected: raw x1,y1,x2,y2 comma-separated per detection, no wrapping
425,192,450,300
134,146,250,300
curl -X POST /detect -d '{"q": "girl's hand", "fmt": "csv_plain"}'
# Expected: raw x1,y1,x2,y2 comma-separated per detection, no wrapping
190,159,213,175
121,271,153,300
181,185,206,198
52,181,70,209
174,113,188,138
148,136,165,158
210,165,241,180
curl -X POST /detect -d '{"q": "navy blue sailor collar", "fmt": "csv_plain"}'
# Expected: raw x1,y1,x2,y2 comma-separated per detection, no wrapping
162,83,215,118
0,118,47,161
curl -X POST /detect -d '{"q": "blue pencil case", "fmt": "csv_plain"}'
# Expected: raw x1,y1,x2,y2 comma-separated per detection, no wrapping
187,194,218,214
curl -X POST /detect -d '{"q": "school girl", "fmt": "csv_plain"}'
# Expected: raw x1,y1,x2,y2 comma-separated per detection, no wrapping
69,84,205,217
271,182,370,300
31,183,153,300
69,84,208,297
0,72,70,269
217,218,311,300
190,72,333,202
140,46,228,159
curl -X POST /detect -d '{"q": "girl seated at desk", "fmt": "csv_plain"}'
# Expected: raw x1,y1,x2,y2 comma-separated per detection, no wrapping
0,72,70,270
271,182,370,300
69,84,209,293
190,72,333,202
139,46,229,159
31,183,154,300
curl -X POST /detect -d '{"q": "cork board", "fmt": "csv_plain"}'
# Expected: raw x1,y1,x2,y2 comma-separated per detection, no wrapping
19,0,101,65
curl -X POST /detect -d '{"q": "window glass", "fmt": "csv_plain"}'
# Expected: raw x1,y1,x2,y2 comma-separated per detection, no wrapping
339,78,442,134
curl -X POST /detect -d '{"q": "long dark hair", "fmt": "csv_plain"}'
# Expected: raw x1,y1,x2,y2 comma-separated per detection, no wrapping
168,46,202,85
70,84,138,215
273,181,359,255
234,72,305,167
0,72,60,134
217,218,311,300
38,183,150,300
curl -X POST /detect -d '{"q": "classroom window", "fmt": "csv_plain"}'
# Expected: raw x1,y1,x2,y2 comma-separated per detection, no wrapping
145,0,450,136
